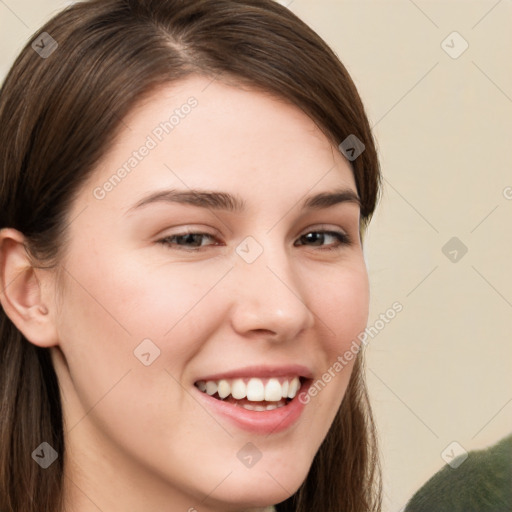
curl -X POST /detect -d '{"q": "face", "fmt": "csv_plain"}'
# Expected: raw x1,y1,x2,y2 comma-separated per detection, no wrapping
50,76,369,511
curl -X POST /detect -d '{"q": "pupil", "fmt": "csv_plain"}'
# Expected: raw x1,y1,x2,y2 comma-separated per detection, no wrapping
305,232,322,245
183,234,200,246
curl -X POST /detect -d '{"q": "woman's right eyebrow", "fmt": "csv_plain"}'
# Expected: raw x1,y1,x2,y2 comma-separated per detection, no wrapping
126,189,245,214
124,187,361,215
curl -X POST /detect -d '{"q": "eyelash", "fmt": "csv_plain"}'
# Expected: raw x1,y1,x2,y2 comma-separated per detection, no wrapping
157,229,352,252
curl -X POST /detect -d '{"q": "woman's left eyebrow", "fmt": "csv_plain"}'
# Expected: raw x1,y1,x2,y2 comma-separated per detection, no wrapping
125,187,361,215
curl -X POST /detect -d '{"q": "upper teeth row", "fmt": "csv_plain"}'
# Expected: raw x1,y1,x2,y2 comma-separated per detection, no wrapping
196,377,301,402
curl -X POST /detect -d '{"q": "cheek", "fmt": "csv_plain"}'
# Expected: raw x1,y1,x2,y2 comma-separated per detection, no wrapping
56,248,231,391
102,257,234,367
315,261,370,352
302,262,369,416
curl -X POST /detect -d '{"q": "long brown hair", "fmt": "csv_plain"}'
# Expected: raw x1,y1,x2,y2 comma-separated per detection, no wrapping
0,1,381,510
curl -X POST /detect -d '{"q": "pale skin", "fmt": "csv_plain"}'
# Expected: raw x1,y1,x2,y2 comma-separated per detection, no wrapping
0,75,369,511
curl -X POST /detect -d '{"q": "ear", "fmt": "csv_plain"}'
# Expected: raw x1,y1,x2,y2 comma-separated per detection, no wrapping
0,228,58,347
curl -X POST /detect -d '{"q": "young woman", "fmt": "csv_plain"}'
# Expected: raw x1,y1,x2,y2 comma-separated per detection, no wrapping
0,1,381,511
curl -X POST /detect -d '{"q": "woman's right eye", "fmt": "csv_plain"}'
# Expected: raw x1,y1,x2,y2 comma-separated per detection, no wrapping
157,232,220,251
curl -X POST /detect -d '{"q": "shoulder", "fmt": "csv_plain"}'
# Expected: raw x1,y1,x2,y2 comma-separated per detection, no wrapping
404,434,512,512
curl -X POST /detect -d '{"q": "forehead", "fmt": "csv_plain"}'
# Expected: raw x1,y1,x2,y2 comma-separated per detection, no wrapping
76,75,357,216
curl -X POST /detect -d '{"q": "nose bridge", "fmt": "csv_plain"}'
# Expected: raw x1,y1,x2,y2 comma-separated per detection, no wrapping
229,234,315,339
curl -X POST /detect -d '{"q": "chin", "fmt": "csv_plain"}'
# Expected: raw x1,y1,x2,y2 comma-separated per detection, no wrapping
204,461,309,509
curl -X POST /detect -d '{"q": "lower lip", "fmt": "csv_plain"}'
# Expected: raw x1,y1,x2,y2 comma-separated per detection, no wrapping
194,380,312,435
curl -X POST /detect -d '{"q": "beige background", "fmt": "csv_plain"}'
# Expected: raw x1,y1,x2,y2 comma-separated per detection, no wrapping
1,0,511,510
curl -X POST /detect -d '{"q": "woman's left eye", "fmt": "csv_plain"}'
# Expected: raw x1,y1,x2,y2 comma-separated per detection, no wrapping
294,230,351,250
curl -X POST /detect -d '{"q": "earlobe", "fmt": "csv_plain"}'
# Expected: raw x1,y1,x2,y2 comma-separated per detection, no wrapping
0,228,58,348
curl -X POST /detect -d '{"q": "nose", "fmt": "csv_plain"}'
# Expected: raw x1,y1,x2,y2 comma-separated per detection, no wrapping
228,239,315,343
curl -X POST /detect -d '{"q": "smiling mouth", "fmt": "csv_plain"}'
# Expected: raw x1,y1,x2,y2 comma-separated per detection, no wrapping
194,376,304,411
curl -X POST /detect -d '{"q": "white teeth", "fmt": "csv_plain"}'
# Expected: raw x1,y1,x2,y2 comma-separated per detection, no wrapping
281,380,289,398
246,378,265,401
241,402,285,411
217,379,230,399
205,381,218,396
265,378,283,402
287,377,301,398
231,379,246,400
196,376,303,403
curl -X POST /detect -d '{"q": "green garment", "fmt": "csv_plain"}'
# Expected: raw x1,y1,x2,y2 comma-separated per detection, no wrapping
405,434,512,512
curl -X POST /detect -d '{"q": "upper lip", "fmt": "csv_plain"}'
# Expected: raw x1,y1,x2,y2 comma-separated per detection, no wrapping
194,364,314,383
